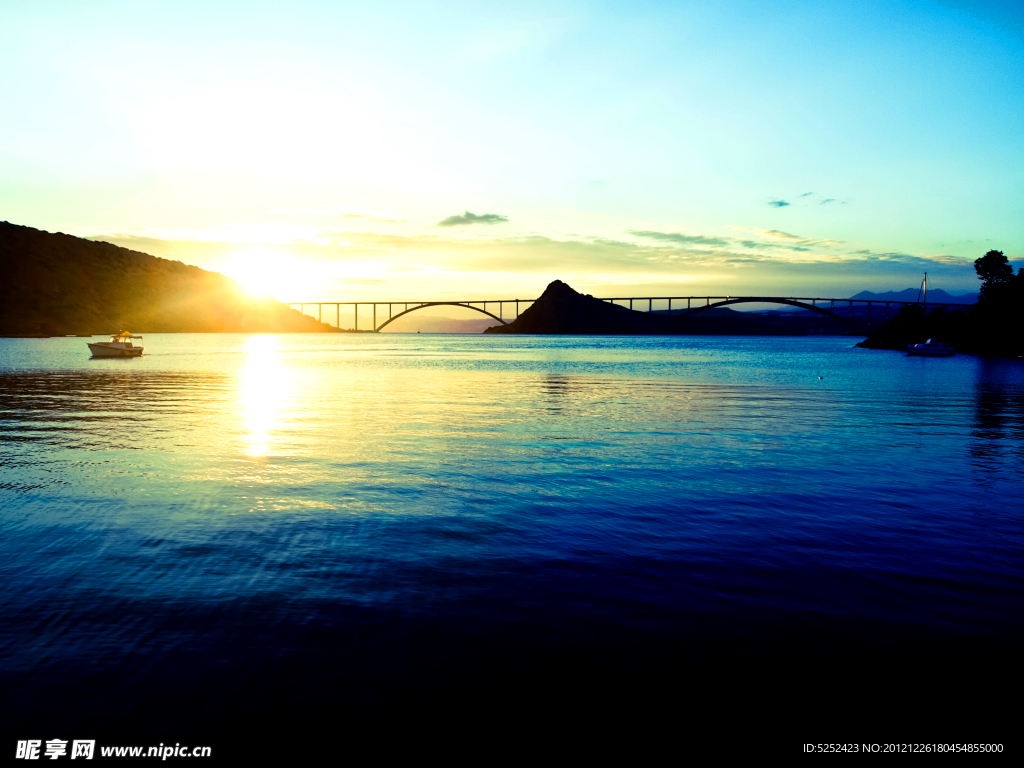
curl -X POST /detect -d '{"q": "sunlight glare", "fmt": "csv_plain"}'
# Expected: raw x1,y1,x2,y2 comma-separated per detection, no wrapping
225,250,305,300
240,335,286,457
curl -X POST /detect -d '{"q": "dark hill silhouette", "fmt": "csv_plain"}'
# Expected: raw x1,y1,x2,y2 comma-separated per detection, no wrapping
484,280,810,335
0,222,336,335
485,280,674,334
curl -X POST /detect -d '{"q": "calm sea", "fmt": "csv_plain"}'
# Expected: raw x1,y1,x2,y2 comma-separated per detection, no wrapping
2,334,1022,756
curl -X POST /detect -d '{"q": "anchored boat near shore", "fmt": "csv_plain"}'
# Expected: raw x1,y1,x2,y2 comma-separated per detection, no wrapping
906,339,954,357
88,332,144,358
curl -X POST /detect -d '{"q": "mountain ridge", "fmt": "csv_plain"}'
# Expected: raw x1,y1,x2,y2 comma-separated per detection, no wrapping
849,288,977,304
0,222,336,335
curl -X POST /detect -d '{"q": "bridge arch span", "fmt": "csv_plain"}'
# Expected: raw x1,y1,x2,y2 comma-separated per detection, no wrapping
374,302,508,332
684,298,854,327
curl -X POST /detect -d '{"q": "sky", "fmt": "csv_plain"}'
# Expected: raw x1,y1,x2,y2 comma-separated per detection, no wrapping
2,0,1022,302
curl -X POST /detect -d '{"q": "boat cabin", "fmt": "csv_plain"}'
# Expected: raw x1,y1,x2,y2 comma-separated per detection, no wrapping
109,332,141,347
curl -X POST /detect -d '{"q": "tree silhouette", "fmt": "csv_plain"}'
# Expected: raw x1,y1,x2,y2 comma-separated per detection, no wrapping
862,249,1021,355
974,250,1015,301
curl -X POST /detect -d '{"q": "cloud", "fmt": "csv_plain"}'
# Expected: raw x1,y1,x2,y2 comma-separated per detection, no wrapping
628,231,731,247
799,192,814,197
763,229,804,241
767,199,790,208
759,229,844,249
437,211,509,227
820,198,836,205
631,229,845,254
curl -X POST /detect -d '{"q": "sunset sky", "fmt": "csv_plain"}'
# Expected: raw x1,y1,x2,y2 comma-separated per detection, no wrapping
2,0,1022,301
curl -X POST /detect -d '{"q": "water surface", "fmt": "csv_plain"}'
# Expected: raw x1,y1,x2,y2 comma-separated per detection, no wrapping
2,334,1021,752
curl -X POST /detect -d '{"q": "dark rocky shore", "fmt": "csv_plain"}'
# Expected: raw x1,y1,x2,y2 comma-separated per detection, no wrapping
857,250,1023,357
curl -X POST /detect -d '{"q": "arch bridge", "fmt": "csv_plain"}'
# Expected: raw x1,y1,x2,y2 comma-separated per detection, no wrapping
287,295,972,332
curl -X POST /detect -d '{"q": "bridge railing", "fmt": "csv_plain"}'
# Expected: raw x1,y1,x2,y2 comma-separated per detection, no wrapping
284,299,539,331
285,296,974,332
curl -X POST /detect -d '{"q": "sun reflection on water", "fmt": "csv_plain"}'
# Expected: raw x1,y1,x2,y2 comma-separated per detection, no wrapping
241,335,287,457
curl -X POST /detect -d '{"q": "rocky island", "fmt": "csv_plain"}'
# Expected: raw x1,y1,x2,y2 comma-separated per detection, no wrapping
486,279,848,336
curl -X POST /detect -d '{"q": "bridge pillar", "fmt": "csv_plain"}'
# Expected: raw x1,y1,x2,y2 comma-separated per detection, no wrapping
355,304,358,331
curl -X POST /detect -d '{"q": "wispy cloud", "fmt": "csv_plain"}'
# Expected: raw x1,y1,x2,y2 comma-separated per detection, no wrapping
627,228,851,257
763,230,803,241
437,211,509,227
759,229,844,249
628,231,731,247
771,192,849,207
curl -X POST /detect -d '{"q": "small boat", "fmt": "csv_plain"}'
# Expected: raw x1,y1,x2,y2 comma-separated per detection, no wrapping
906,338,954,357
88,332,144,358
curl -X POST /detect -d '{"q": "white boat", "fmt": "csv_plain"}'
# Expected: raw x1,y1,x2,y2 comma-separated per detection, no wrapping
906,338,954,357
88,332,144,358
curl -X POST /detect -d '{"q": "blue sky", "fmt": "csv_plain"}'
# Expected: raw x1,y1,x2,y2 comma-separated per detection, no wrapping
1,0,1021,300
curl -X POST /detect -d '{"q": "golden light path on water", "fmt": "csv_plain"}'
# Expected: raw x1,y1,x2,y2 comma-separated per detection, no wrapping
240,335,287,457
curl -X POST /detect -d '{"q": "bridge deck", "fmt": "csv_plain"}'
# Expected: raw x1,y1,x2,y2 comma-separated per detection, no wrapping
285,296,972,331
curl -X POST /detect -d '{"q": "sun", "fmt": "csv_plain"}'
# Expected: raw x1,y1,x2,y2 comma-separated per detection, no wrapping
224,250,305,300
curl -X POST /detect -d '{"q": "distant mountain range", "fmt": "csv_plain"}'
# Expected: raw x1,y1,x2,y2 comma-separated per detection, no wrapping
849,288,977,304
380,313,495,333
